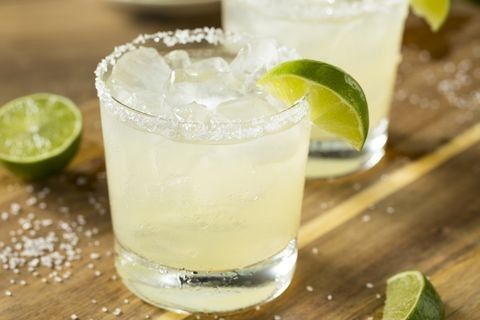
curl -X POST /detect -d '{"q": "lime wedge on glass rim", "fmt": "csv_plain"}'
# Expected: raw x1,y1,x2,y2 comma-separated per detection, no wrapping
410,0,450,32
383,271,444,320
258,59,369,151
0,93,82,180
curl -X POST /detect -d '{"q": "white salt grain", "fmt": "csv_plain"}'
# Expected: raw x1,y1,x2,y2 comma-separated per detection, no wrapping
362,215,371,223
90,253,100,260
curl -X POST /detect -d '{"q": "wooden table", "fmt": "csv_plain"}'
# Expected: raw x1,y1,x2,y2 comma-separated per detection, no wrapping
1,1,480,319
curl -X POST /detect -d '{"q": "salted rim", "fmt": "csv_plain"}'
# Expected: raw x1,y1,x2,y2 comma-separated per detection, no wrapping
94,27,309,143
233,0,408,20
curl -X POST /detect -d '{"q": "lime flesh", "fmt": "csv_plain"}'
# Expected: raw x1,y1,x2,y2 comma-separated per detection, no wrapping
258,59,369,150
383,271,444,320
0,93,82,180
410,0,450,32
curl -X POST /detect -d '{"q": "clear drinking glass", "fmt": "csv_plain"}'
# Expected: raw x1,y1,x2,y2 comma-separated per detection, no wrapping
95,29,311,313
223,0,409,178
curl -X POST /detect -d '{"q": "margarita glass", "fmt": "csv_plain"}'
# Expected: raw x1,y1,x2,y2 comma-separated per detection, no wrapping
223,0,409,177
95,29,311,313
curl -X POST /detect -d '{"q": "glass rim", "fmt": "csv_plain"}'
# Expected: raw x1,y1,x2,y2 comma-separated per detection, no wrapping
95,28,309,143
231,0,408,20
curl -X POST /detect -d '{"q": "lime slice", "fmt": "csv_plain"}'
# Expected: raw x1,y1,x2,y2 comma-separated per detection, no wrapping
258,59,369,150
383,271,444,320
0,93,82,180
410,0,450,32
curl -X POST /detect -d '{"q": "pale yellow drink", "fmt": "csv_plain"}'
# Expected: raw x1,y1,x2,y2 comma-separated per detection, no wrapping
101,108,309,271
223,0,409,177
96,29,310,313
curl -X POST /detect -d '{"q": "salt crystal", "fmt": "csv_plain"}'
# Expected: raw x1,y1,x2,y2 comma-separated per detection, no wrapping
312,247,319,255
113,308,122,316
366,282,374,289
10,203,21,215
76,176,87,186
362,215,371,223
90,253,100,260
5,290,12,296
327,294,333,300
25,197,37,206
306,285,314,292
70,314,78,320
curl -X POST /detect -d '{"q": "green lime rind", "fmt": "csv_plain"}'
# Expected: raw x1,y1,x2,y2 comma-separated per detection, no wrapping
410,0,450,32
0,93,82,180
258,59,369,151
383,271,444,320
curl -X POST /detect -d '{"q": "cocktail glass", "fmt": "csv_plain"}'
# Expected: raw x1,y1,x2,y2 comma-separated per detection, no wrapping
223,0,409,178
95,29,311,313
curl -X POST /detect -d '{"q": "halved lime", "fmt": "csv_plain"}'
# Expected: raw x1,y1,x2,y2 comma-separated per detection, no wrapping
410,0,450,32
258,59,369,150
383,271,444,320
0,93,82,180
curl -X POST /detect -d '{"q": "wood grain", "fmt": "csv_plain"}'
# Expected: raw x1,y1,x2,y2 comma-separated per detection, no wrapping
1,0,480,319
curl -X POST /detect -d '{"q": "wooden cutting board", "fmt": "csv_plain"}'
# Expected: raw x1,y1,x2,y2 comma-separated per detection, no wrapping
0,0,479,319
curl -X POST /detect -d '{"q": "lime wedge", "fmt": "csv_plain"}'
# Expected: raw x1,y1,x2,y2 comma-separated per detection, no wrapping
0,93,82,180
410,0,450,32
383,271,444,320
258,59,369,150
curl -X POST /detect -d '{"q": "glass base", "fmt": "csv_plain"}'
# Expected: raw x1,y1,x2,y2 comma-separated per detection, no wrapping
115,240,297,314
306,119,388,179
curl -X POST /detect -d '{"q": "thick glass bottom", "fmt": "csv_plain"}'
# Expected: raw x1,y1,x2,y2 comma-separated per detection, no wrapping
115,239,297,314
306,119,388,178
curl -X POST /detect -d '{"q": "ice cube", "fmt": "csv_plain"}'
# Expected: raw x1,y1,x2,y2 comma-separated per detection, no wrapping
165,79,240,110
230,38,280,76
165,50,191,69
166,61,240,111
109,47,171,91
173,103,212,123
214,95,280,121
187,57,230,76
107,47,172,114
